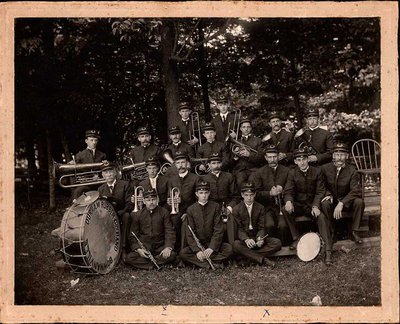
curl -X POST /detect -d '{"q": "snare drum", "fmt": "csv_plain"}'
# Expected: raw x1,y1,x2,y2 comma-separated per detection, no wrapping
58,191,121,274
296,232,323,262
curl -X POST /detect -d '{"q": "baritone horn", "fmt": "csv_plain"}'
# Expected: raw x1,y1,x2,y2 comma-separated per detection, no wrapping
169,187,180,215
132,186,145,213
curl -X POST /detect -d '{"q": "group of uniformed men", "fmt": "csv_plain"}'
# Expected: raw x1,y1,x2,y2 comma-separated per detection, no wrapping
70,98,365,269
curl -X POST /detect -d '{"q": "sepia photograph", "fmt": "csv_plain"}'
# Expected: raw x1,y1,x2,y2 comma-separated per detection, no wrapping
0,1,398,323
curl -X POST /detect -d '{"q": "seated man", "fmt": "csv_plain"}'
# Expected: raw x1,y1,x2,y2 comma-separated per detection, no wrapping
232,182,281,267
97,162,133,258
139,156,168,206
321,142,364,247
282,148,332,265
249,145,290,242
125,188,176,270
180,181,233,269
71,129,107,200
165,126,195,160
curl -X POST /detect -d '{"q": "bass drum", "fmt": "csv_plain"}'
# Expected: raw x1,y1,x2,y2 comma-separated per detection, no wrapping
296,232,323,262
58,191,121,274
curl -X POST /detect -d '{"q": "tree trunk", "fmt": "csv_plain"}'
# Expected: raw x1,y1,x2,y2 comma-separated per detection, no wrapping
198,21,211,122
26,135,37,173
161,20,180,128
46,129,56,211
290,58,303,128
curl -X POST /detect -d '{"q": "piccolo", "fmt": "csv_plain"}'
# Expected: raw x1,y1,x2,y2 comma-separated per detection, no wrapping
131,231,161,270
188,225,216,270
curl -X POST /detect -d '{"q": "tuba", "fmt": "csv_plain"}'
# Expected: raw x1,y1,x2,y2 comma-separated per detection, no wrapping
169,187,180,215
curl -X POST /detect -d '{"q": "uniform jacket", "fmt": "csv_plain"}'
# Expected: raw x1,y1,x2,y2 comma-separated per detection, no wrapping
139,176,169,205
97,179,133,213
321,162,362,208
211,112,236,143
167,172,200,212
284,166,326,209
264,129,295,163
128,144,162,164
75,148,106,164
230,135,264,172
232,201,266,241
186,201,224,253
249,164,289,207
176,118,192,143
129,206,176,251
196,140,230,169
296,127,334,165
201,171,240,208
166,142,195,159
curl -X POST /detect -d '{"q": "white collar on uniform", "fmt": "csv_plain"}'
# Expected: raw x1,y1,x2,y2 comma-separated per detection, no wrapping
198,201,208,206
179,170,189,178
308,126,319,131
107,179,117,187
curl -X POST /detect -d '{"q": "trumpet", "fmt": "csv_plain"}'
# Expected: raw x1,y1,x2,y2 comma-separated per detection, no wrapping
132,186,145,213
169,187,180,215
225,135,259,156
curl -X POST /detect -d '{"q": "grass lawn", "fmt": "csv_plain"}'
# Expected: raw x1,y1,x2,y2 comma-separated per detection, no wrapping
14,196,381,306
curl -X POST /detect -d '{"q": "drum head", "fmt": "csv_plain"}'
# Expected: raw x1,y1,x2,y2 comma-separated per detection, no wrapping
82,198,121,274
75,190,100,206
296,232,321,262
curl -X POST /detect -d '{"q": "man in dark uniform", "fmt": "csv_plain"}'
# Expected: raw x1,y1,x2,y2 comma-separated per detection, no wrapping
128,126,162,185
294,108,334,165
165,126,195,159
229,117,264,189
71,129,107,200
139,156,168,206
97,162,134,259
196,123,229,172
125,188,176,269
232,182,282,267
175,102,199,147
249,145,290,243
262,111,295,165
282,148,332,264
180,181,233,268
211,95,236,143
321,142,364,250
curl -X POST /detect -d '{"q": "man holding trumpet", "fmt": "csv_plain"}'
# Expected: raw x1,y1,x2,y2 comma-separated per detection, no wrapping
180,181,233,269
125,188,176,270
232,182,281,268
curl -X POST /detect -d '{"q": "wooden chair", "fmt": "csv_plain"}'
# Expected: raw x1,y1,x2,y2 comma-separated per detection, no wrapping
351,139,381,198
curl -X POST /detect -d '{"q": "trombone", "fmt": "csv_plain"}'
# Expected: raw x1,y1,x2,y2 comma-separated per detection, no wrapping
169,187,180,215
189,111,202,148
132,186,145,213
227,108,241,140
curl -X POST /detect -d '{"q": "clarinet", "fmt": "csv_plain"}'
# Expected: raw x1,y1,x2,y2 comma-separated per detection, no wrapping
131,231,161,270
187,225,216,270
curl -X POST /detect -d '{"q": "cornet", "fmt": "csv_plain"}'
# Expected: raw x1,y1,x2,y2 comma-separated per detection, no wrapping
190,157,211,176
169,187,180,215
132,186,145,213
225,135,258,156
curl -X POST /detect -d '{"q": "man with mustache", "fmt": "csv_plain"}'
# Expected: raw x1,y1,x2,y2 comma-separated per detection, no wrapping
320,142,364,259
125,188,176,270
97,162,134,260
262,111,295,165
165,126,195,160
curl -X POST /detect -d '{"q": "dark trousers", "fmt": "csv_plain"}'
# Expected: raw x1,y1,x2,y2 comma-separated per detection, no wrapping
282,203,332,251
125,245,177,270
321,198,364,249
266,206,291,245
232,238,282,264
179,243,233,268
170,213,183,252
120,212,132,251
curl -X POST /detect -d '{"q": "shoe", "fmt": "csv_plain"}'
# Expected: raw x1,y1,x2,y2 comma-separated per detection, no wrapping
263,257,276,268
213,263,225,270
325,251,332,266
289,239,299,250
351,231,363,244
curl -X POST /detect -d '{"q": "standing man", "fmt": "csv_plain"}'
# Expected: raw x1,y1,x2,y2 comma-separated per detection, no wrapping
97,162,134,260
282,148,332,264
125,188,176,270
128,126,162,185
321,142,364,250
262,111,295,165
295,108,334,166
71,129,107,200
249,145,290,243
180,181,233,269
229,117,264,188
165,126,195,159
232,182,282,267
175,102,200,147
211,95,236,143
